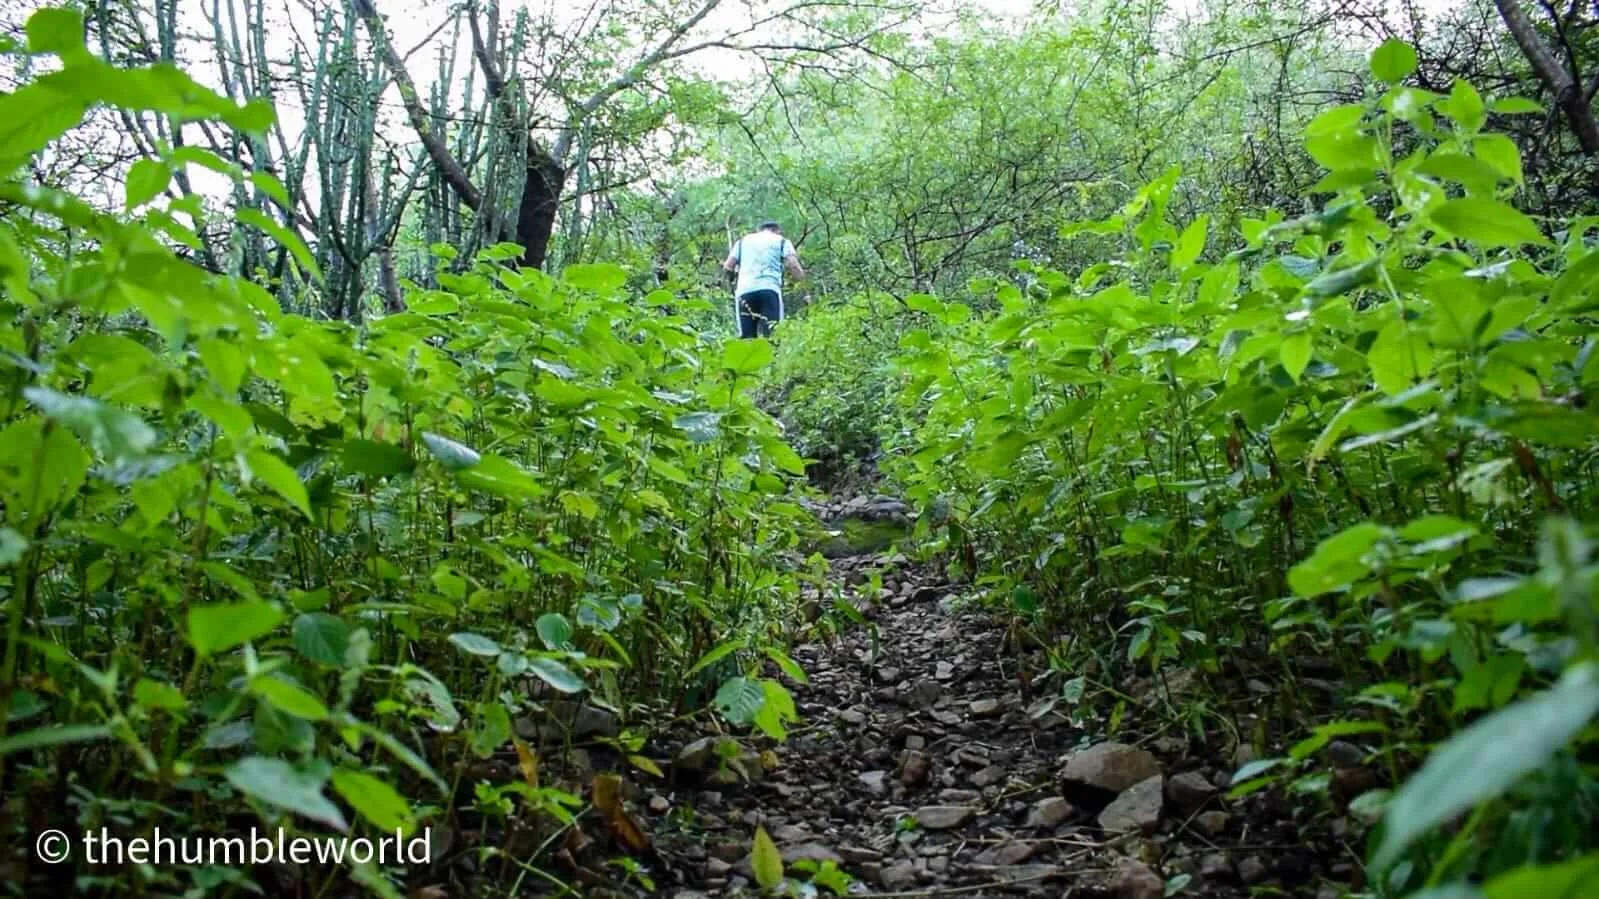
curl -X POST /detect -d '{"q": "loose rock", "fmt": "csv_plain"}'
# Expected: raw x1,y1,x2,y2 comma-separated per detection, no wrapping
1098,774,1164,834
1109,857,1166,899
1062,742,1163,793
1165,770,1218,812
1026,796,1073,829
915,805,976,830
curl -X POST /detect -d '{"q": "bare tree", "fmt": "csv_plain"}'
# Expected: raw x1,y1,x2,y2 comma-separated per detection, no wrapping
355,0,924,270
1492,0,1599,155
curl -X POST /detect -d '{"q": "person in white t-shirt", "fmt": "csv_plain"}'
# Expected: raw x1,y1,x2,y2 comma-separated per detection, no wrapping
722,220,804,339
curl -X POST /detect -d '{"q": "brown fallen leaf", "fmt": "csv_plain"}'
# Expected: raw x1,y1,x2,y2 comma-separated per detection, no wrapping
592,773,651,852
513,735,539,788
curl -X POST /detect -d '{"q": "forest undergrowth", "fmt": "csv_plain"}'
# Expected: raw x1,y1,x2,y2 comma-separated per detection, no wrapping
0,5,1597,899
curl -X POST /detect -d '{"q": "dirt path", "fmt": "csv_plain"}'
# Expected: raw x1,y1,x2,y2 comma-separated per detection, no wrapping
648,541,1347,899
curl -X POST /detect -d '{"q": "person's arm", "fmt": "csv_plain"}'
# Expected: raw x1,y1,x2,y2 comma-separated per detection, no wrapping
722,240,740,288
783,242,804,281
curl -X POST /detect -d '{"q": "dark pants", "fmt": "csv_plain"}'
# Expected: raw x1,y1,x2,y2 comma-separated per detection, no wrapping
736,289,782,339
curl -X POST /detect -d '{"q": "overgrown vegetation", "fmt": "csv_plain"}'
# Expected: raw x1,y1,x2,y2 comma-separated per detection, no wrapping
882,38,1599,894
3,0,1599,896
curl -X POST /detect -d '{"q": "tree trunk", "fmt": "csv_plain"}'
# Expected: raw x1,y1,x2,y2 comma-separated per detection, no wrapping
1493,0,1599,156
517,143,565,270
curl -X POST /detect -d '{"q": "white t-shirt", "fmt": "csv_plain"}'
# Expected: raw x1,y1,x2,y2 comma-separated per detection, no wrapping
731,231,796,298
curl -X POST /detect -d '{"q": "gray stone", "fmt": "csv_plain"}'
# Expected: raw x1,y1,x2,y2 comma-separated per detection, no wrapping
858,770,890,797
782,843,843,865
1239,855,1269,883
1026,796,1072,829
1109,857,1165,899
1195,811,1230,836
898,749,932,786
974,841,1034,866
674,736,720,771
1062,742,1163,793
1098,774,1164,834
969,698,1002,717
915,805,976,830
1200,852,1232,880
971,765,1006,788
909,679,943,707
878,861,918,890
1324,740,1364,767
1165,770,1218,812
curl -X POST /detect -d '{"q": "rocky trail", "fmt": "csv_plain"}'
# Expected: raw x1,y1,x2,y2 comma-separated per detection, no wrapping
638,501,1359,899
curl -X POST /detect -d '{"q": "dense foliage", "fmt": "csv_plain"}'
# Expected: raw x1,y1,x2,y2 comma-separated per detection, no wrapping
879,40,1599,898
4,0,1599,897
0,11,823,896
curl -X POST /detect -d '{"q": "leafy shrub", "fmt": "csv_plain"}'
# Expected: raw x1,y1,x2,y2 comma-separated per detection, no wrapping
762,293,904,487
888,40,1599,896
0,11,812,896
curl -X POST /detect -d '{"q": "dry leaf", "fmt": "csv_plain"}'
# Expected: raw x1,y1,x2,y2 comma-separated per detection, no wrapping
513,736,539,788
628,754,664,777
592,773,651,852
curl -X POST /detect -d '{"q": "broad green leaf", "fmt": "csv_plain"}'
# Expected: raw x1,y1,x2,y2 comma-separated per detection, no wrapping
133,678,186,712
751,825,784,890
420,432,481,470
25,386,156,460
1489,96,1542,115
674,411,723,443
0,723,110,758
237,208,321,279
1280,332,1311,382
457,454,544,498
1370,39,1417,82
331,769,415,835
1288,523,1388,596
576,596,621,631
687,639,743,678
1484,854,1599,899
26,7,86,57
356,722,447,794
1368,320,1435,396
1473,134,1522,182
1372,663,1599,871
1441,79,1485,132
760,437,807,476
753,678,799,740
536,613,574,650
293,613,350,666
764,647,810,685
336,439,414,477
0,527,29,565
527,657,585,693
562,262,627,291
244,449,312,519
448,632,501,657
251,676,330,721
225,757,347,831
714,675,765,724
1301,259,1376,300
188,602,283,657
1430,198,1546,248
125,158,169,209
469,701,512,758
721,338,774,374
1171,215,1208,270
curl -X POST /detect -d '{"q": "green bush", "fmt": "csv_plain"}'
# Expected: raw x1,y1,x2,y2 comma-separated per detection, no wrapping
888,45,1599,897
762,293,905,487
0,12,813,896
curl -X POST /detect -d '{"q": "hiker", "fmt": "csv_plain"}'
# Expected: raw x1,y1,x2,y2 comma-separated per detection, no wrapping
722,220,804,339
